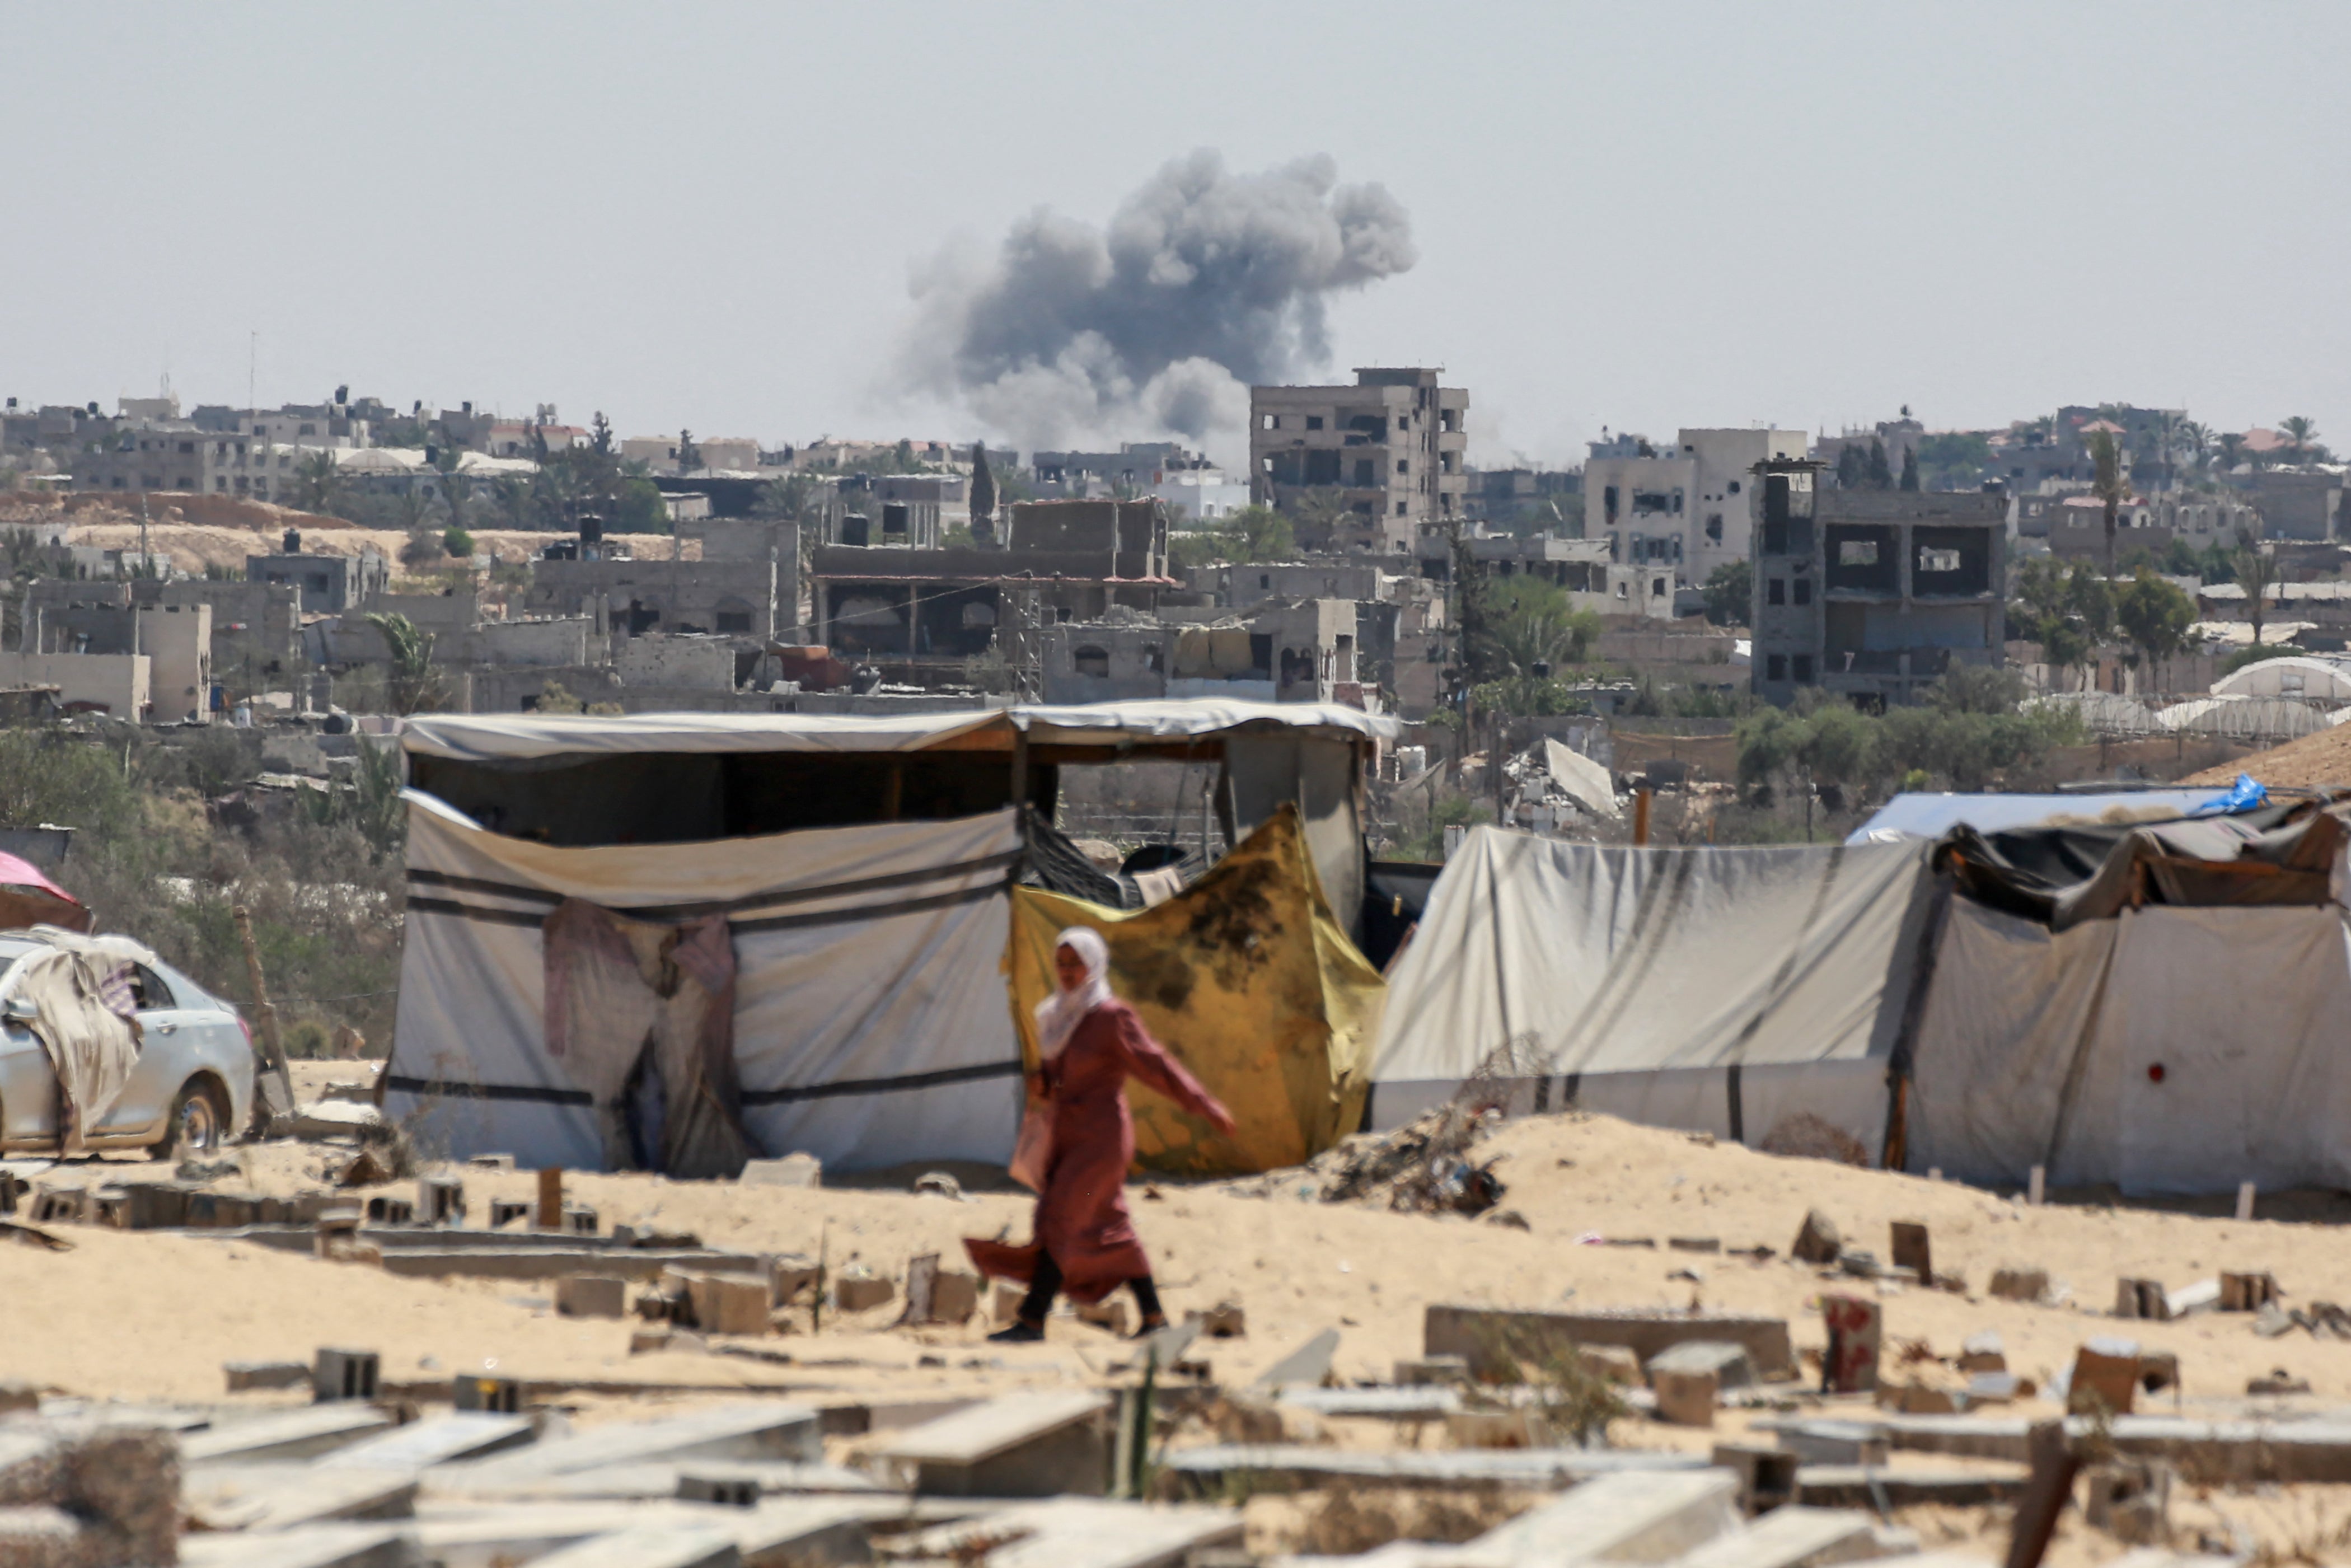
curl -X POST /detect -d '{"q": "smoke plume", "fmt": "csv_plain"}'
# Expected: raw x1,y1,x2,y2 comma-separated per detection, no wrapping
906,150,1416,452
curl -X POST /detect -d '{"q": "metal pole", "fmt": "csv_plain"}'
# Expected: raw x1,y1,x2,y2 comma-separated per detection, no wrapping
1633,787,1653,846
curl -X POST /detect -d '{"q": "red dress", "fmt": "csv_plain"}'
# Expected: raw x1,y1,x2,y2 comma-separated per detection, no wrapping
965,999,1230,1304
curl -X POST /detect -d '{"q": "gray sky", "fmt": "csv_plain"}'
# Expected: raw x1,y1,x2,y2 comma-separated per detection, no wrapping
4,2,2345,470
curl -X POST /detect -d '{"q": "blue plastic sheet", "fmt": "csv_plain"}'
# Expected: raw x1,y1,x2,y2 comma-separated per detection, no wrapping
2187,773,2269,816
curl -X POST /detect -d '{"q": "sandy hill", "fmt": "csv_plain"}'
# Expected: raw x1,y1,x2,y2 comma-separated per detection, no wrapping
2184,724,2351,788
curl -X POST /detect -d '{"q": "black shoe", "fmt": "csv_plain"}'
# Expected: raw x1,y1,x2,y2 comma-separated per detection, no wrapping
988,1321,1045,1344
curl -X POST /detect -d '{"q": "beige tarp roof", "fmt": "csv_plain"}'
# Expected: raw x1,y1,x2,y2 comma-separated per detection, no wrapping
400,700,1397,763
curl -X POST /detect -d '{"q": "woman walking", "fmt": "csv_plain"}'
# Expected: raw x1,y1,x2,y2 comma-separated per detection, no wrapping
966,926,1235,1342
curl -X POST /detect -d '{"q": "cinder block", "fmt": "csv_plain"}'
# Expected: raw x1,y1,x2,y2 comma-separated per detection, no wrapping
771,1255,821,1305
2068,1339,2141,1416
555,1275,628,1319
364,1196,414,1226
2222,1271,2279,1312
225,1360,310,1393
27,1188,83,1226
186,1191,261,1229
1710,1441,1799,1515
313,1347,381,1403
453,1375,522,1415
929,1270,981,1325
676,1472,760,1507
564,1205,598,1235
488,1199,532,1229
418,1176,465,1224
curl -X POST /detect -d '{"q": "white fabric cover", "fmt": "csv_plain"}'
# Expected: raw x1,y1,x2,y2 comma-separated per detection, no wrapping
1544,739,1621,820
1908,898,2351,1194
1370,827,1932,1154
401,699,1395,763
384,792,1024,1172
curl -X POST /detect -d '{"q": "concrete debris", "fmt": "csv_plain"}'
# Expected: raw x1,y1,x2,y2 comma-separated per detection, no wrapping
1252,1327,1342,1391
911,1171,963,1200
1988,1266,2050,1303
871,1390,1112,1498
555,1274,629,1318
832,1266,894,1314
225,1359,311,1393
1302,1103,1506,1216
2248,1369,2312,1396
739,1153,822,1188
2221,1271,2280,1312
1790,1209,1842,1266
1424,1304,1795,1382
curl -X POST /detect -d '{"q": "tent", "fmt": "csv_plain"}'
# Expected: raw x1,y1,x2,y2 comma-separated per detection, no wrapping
383,792,1025,1173
0,852,91,934
1380,802,2351,1195
385,700,1398,1174
1008,806,1383,1178
1371,827,1940,1158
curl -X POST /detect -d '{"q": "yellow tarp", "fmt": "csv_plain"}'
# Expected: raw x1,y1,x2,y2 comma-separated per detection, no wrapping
1008,803,1384,1177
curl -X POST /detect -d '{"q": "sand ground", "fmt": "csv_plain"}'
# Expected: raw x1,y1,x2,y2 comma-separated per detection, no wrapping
9,1066,2351,1560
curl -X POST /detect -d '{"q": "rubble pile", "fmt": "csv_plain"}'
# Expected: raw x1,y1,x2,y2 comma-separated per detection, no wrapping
1304,1102,1507,1216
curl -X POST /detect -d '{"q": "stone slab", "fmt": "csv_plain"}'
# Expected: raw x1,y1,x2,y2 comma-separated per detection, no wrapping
876,1391,1111,1467
1276,1387,1462,1420
874,1390,1111,1499
423,1460,883,1503
1664,1504,1880,1568
522,1525,742,1568
901,1498,1244,1568
1476,1469,1741,1562
442,1403,822,1482
319,1414,536,1472
179,1522,423,1568
1161,1444,1708,1495
184,1463,419,1531
182,1406,394,1466
1252,1327,1341,1391
1425,1304,1794,1381
1793,1463,2030,1509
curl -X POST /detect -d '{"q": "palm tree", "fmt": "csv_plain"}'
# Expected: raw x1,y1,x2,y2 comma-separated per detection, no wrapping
2233,535,2277,649
2281,416,2321,465
290,451,342,515
491,476,533,531
2087,429,2128,574
364,612,445,714
2175,420,2212,478
433,450,475,533
2217,432,2247,472
1286,489,1350,550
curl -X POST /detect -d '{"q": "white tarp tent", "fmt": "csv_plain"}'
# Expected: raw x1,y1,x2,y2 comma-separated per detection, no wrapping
382,792,1024,1173
1907,898,2351,1195
1371,827,1935,1154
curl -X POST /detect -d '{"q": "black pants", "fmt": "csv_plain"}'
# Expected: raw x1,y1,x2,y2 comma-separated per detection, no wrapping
1019,1251,1162,1324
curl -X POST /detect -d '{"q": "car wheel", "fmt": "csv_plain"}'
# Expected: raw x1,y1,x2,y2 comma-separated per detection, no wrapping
152,1079,227,1160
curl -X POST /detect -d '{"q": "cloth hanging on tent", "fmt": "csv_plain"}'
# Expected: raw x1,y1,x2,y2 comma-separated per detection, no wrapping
7,931,142,1154
1008,803,1383,1177
542,899,753,1179
0,852,91,934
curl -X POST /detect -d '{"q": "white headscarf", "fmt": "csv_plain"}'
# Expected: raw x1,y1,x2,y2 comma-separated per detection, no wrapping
1034,926,1113,1060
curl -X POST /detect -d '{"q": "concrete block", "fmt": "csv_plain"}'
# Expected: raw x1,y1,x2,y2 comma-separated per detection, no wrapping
1648,1341,1754,1392
91,1183,189,1230
1709,1442,1799,1515
929,1269,980,1326
453,1374,522,1414
183,1462,419,1532
1426,1303,1795,1382
1957,1331,2006,1373
873,1390,1112,1498
364,1197,414,1225
1395,1355,1469,1386
186,1191,263,1229
1447,1409,1551,1448
1669,1236,1721,1253
564,1204,598,1235
314,1347,381,1403
2166,1279,2221,1318
1772,1420,1891,1467
1794,1464,2027,1509
1820,1296,1880,1394
1653,1368,1718,1427
891,1499,1244,1568
416,1176,464,1225
226,1359,310,1393
556,1275,629,1319
2070,1339,2142,1417
629,1326,704,1356
1989,1265,2049,1303
740,1153,821,1188
1160,1444,1708,1495
488,1199,532,1229
1889,1220,1931,1283
1666,1504,1880,1568
2115,1278,2169,1321
1476,1468,1742,1562
2083,1458,2171,1546
676,1472,760,1508
831,1270,893,1314
27,1187,83,1226
770,1254,821,1305
1791,1209,1842,1266
1281,1386,1459,1421
2221,1271,2279,1312
682,1274,772,1337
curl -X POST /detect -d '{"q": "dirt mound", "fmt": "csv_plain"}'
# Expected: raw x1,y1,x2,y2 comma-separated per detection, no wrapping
2184,724,2351,788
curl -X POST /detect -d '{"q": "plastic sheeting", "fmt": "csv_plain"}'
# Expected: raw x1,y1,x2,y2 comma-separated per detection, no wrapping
2,929,145,1153
1908,898,2351,1194
1371,827,1936,1154
382,792,1024,1172
1007,805,1383,1178
1847,790,2228,844
401,699,1397,763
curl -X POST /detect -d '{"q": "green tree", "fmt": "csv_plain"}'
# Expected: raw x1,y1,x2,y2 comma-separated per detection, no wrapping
2233,536,2277,648
442,525,475,560
968,442,996,540
1699,559,1752,626
2281,415,2321,464
1284,489,1350,549
2218,432,2246,471
364,612,445,715
290,451,342,514
2087,427,2128,573
675,429,701,473
1866,440,1893,489
2115,567,2194,689
1835,444,1867,490
1898,447,1920,492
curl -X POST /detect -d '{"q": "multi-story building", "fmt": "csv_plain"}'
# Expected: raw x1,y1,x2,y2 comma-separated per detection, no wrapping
74,426,317,500
1749,461,2007,708
246,546,389,613
1583,428,1807,588
1249,367,1468,552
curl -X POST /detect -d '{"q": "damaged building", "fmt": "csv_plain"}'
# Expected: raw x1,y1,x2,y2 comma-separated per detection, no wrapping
1750,461,2007,707
1250,367,1468,551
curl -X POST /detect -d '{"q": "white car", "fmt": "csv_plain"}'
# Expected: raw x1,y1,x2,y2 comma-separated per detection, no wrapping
0,936,257,1158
